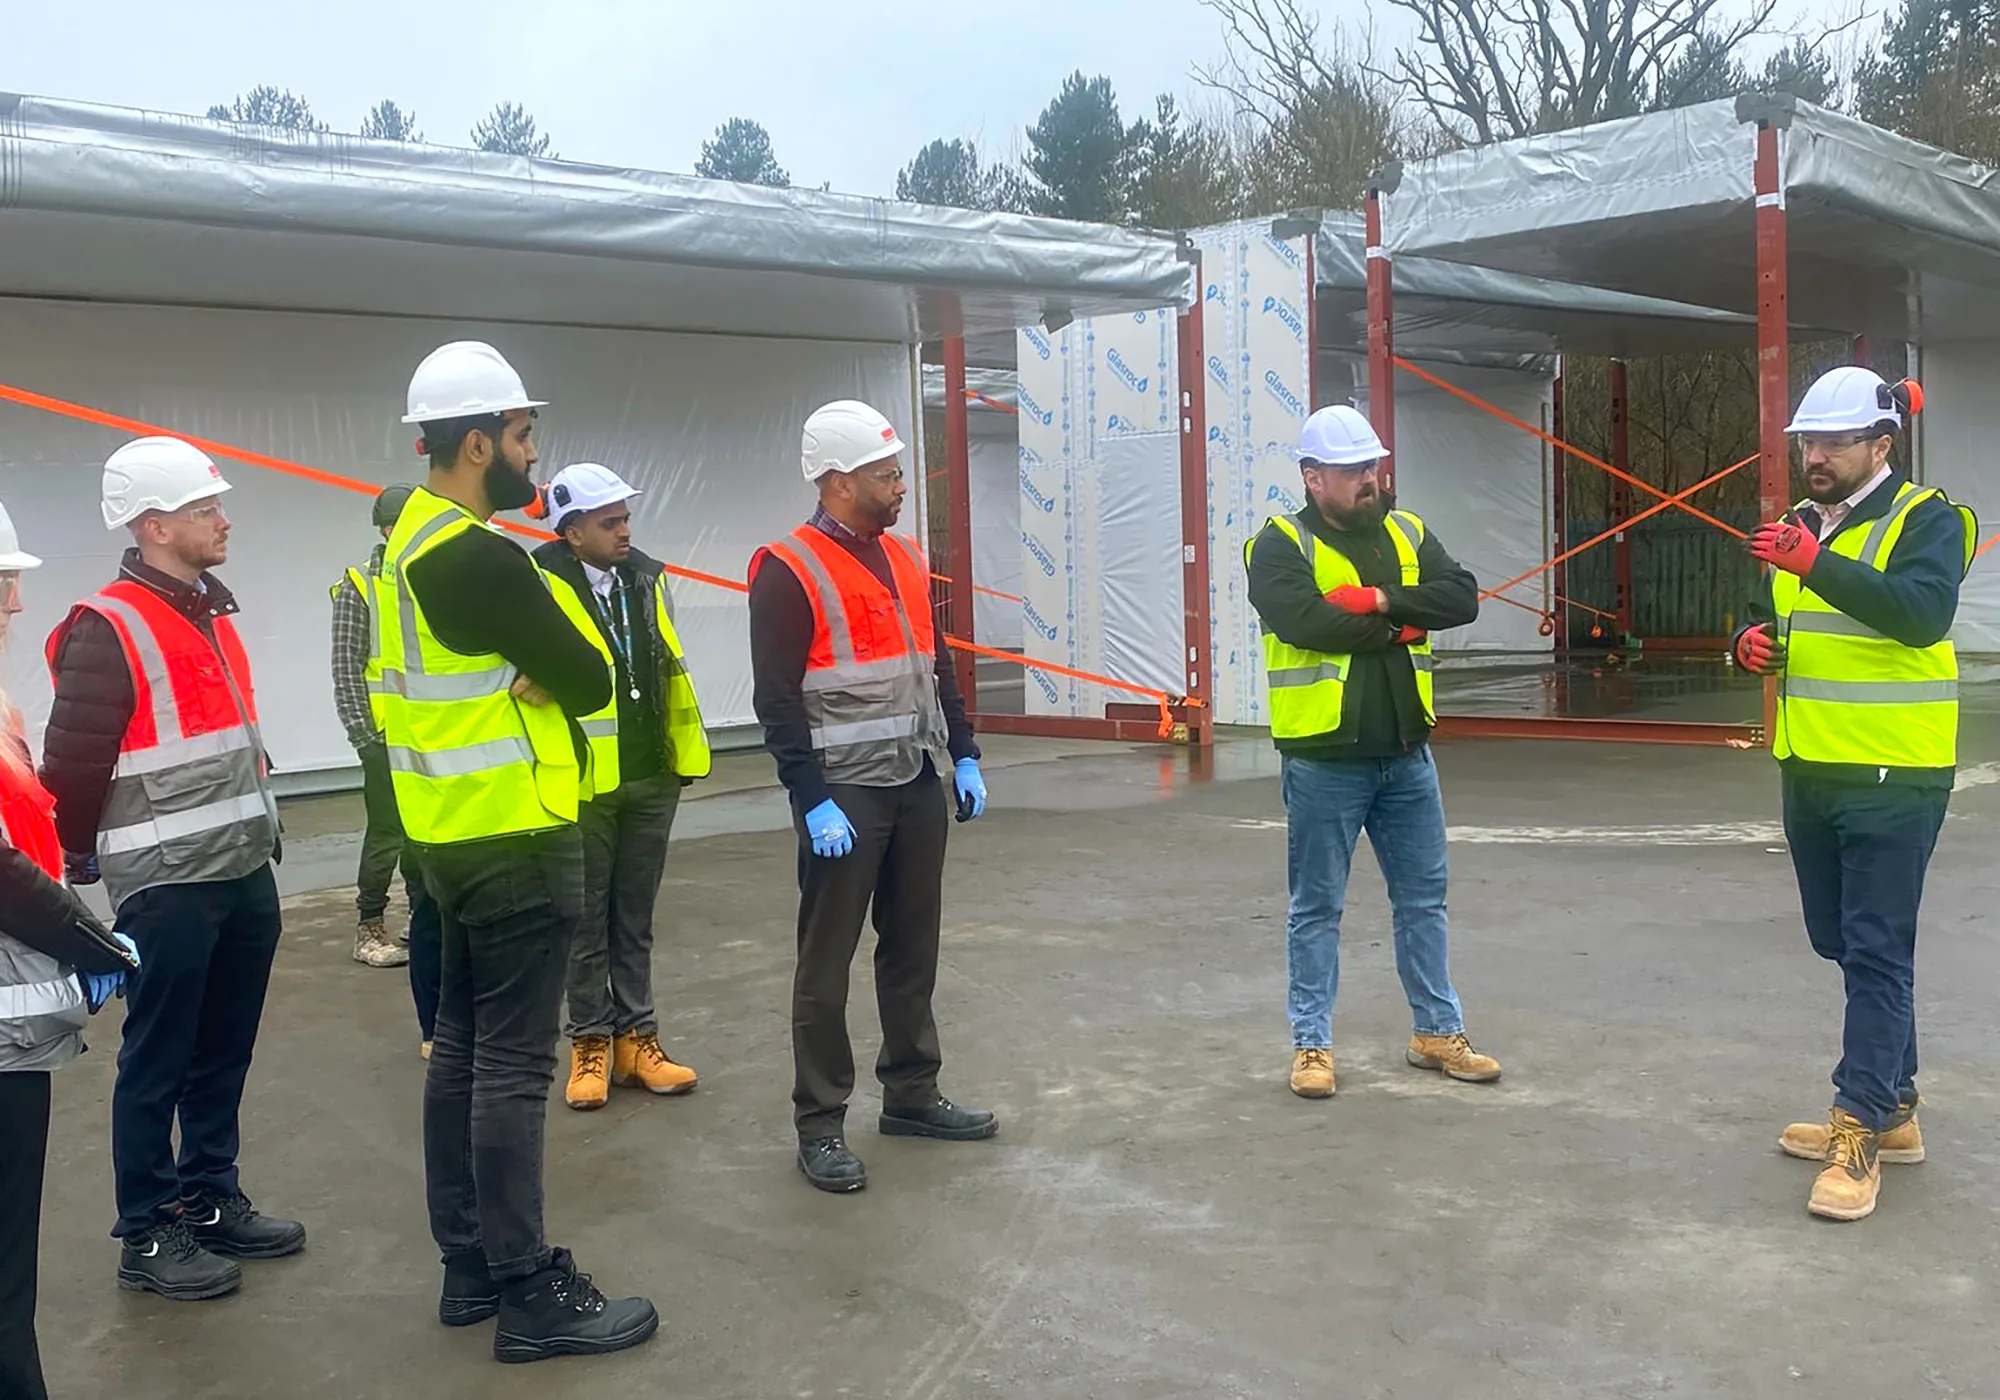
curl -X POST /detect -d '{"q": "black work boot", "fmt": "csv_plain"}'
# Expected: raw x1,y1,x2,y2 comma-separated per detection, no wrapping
182,1190,307,1260
880,1096,999,1141
439,1251,502,1327
492,1249,659,1364
798,1136,867,1192
117,1216,243,1301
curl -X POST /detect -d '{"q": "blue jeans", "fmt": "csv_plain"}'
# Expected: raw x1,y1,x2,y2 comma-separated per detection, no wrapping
1782,772,1945,1131
1280,747,1464,1048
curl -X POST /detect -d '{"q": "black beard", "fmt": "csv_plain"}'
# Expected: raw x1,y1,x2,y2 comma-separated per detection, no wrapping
1321,494,1387,532
485,459,539,512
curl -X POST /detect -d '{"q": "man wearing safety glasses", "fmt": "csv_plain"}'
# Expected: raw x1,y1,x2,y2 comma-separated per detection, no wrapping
1731,366,1977,1223
1245,404,1497,1103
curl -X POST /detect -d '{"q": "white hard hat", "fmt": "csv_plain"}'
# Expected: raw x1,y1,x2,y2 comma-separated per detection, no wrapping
801,400,905,482
546,462,640,528
101,437,232,531
1786,366,1921,435
402,340,547,425
0,499,42,570
1296,405,1387,467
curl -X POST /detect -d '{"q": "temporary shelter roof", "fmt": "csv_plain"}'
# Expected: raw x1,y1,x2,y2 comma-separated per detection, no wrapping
1382,94,2000,344
0,93,1194,344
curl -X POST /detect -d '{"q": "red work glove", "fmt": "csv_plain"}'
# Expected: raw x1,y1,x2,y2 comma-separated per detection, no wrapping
1748,521,1820,577
1391,625,1427,645
1324,585,1385,615
1734,624,1787,675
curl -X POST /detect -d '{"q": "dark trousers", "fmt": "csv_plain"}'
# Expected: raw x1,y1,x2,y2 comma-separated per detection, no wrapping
355,742,418,924
1782,772,1948,1132
0,1072,51,1400
406,852,443,1042
568,774,681,1039
418,828,583,1282
791,771,949,1140
111,867,282,1237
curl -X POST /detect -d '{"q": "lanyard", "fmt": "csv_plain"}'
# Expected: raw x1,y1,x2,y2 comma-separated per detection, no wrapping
598,576,642,702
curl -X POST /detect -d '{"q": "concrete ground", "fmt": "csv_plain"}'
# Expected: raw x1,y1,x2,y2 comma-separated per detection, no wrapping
37,730,2000,1399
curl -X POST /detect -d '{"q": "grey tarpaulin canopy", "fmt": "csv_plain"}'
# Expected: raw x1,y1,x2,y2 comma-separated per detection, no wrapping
0,93,1194,342
1381,94,2000,345
1314,211,1758,365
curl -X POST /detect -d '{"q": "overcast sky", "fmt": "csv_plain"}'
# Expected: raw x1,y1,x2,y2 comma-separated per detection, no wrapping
3,0,1849,198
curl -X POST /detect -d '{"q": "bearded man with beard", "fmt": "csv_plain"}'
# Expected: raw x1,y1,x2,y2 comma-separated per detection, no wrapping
382,342,655,1365
1244,404,1497,1102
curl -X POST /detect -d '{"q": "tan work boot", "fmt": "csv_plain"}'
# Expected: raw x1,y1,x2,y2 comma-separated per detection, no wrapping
565,1036,611,1110
1290,1048,1335,1098
1781,1099,1924,1164
1808,1109,1882,1221
353,919,408,968
1406,1031,1502,1083
613,1031,698,1095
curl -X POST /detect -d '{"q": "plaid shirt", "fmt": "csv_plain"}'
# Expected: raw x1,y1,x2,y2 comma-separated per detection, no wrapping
330,545,382,750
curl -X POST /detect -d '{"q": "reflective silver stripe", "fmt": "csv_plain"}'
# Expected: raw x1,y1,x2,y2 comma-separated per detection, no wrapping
99,792,271,855
1784,678,1957,704
369,665,516,701
778,536,859,667
386,735,535,779
87,594,178,744
1384,513,1423,580
0,975,84,1021
801,654,928,692
1787,611,1888,640
580,718,619,739
813,714,920,748
392,505,478,678
1410,653,1436,673
112,727,252,778
1268,662,1345,689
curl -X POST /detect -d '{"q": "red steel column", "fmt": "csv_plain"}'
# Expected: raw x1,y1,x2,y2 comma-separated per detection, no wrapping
1609,358,1634,641
943,333,977,708
1177,297,1214,745
1364,184,1396,493
1551,368,1568,656
1755,118,1790,745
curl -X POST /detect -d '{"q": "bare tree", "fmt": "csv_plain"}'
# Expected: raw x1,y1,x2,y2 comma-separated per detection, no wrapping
1196,0,1414,211
1376,0,1782,142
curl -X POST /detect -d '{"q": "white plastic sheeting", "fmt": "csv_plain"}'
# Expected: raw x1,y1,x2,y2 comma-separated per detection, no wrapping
0,298,914,779
1014,315,1185,718
919,367,1023,649
1905,345,2000,652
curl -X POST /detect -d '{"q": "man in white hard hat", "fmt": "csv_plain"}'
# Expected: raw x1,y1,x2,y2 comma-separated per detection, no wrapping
1244,403,1497,1101
382,341,656,1363
42,436,299,1303
332,484,418,973
748,398,993,1193
529,462,712,1111
1730,365,1976,1223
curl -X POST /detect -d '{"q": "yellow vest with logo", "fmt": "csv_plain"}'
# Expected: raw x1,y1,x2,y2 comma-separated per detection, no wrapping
542,569,712,797
1247,510,1435,740
372,488,588,843
1773,481,1977,768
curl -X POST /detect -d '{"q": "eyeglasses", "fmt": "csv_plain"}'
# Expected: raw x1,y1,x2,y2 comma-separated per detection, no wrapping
859,465,905,483
180,504,227,523
1793,432,1876,455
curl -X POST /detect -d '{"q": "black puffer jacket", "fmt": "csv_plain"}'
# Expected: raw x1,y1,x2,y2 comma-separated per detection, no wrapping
0,842,131,975
40,552,246,855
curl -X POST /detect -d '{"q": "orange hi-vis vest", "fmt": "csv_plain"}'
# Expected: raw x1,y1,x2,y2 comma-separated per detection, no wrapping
47,579,278,911
750,524,950,787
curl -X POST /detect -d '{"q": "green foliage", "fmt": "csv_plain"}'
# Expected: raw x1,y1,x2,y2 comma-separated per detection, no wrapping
695,118,789,187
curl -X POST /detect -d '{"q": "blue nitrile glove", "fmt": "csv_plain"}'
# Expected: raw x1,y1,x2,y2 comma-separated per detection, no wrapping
79,969,125,1013
65,851,99,886
805,799,856,859
953,758,987,822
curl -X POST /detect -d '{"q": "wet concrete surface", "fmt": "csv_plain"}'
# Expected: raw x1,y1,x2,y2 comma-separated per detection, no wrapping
36,729,2000,1399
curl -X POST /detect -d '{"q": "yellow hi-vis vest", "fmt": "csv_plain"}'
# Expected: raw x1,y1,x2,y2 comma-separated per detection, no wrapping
333,563,386,706
543,570,714,798
1247,510,1435,740
1773,481,1978,768
372,487,587,844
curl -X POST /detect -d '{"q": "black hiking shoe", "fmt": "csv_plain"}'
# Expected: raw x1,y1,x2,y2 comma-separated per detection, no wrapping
880,1096,999,1141
798,1136,867,1192
117,1216,243,1301
492,1249,658,1364
440,1251,502,1327
181,1190,307,1260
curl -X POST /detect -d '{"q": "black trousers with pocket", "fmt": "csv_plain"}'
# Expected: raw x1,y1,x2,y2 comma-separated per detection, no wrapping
790,768,950,1140
0,1071,52,1400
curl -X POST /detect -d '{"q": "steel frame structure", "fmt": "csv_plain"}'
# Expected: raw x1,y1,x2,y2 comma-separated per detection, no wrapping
1359,124,1793,750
